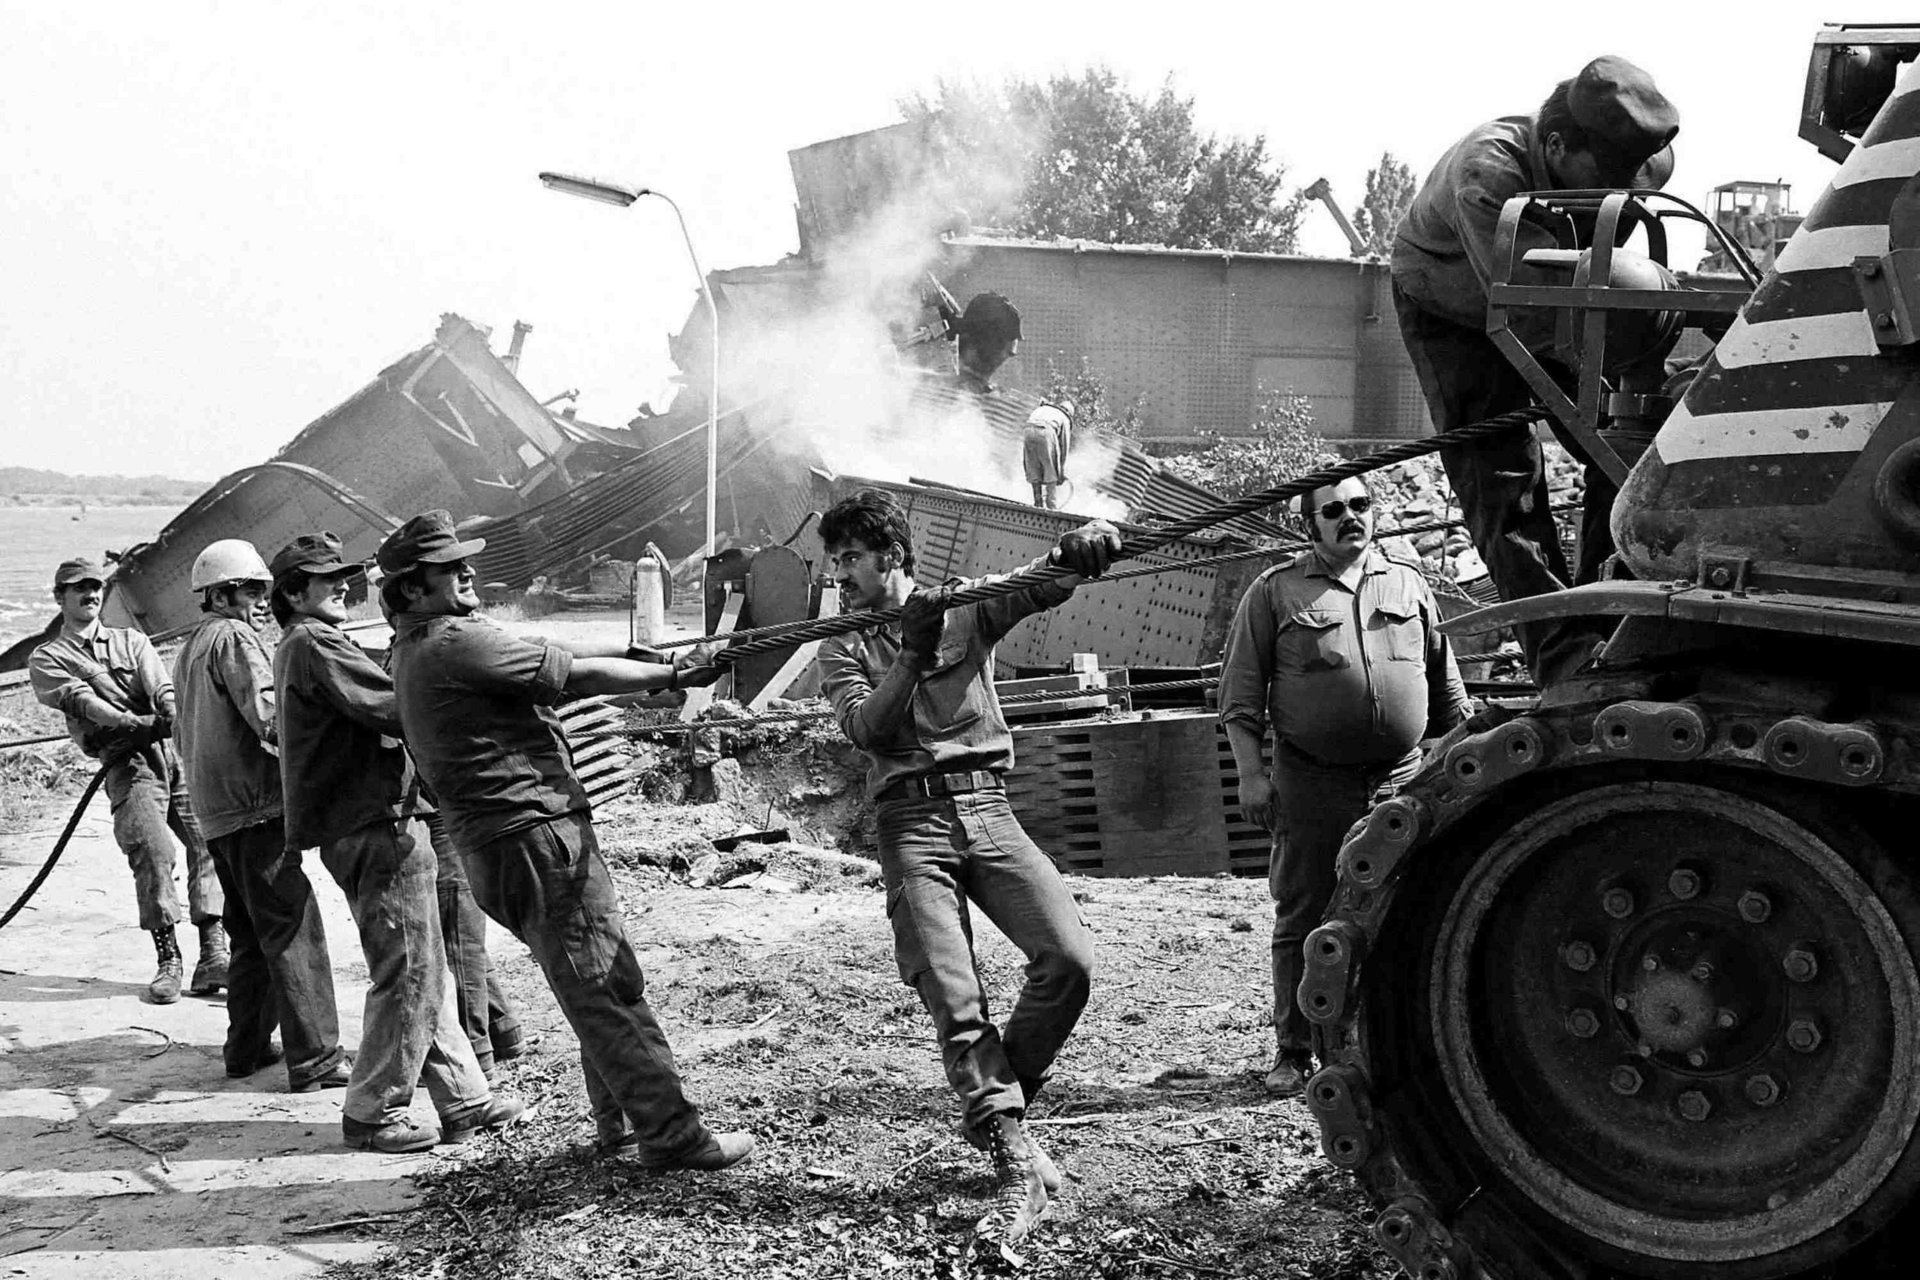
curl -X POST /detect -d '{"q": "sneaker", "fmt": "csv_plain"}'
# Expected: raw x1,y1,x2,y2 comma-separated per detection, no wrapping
226,1043,284,1079
343,1116,438,1153
974,1114,1048,1246
291,1055,354,1093
614,1129,756,1172
439,1094,528,1145
1264,1050,1313,1098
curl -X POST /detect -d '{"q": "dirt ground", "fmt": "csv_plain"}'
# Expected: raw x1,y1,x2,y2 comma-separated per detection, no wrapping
0,613,1398,1280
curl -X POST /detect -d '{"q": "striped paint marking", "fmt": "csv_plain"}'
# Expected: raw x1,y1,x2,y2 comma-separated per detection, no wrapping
1655,400,1890,463
1773,223,1888,275
1832,136,1920,190
1711,310,1880,370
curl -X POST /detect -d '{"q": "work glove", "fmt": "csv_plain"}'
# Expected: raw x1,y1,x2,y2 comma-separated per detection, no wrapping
670,642,726,690
898,587,951,671
1050,520,1123,579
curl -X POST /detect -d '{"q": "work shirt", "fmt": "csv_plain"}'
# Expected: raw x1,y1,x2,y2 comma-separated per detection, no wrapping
273,616,425,850
1217,548,1471,768
387,610,583,854
29,620,171,755
1392,115,1563,348
818,559,1074,799
171,617,282,840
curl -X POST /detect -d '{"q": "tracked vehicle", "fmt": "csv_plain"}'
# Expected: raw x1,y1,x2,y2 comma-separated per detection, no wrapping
1301,26,1920,1279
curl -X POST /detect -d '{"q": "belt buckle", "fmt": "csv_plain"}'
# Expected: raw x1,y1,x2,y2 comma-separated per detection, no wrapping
941,770,975,795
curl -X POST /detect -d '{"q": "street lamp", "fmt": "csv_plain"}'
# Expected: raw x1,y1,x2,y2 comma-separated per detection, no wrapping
538,170,721,561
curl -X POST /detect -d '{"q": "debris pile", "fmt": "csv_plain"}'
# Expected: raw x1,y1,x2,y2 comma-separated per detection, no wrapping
1369,444,1585,584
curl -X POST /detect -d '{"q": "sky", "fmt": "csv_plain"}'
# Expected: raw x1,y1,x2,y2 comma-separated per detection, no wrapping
1,0,1905,480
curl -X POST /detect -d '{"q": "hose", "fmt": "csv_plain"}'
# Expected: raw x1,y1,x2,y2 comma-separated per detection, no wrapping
0,764,108,932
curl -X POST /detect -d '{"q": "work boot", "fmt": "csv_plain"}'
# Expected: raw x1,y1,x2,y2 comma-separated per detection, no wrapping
439,1093,529,1145
974,1114,1048,1246
613,1129,756,1172
147,927,183,1004
189,920,229,995
960,1116,1061,1193
1264,1049,1313,1098
292,1054,354,1093
342,1115,439,1153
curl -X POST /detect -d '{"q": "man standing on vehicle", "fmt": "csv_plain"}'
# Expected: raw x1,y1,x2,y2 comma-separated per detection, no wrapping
30,557,226,1003
270,532,524,1151
815,487,1119,1247
1392,56,1679,688
379,510,751,1172
1219,477,1472,1097
172,539,351,1092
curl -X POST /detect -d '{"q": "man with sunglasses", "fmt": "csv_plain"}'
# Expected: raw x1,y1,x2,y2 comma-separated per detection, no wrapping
1219,476,1471,1097
378,511,752,1173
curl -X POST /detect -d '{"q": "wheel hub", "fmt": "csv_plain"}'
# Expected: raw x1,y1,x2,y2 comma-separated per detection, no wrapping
1429,782,1920,1267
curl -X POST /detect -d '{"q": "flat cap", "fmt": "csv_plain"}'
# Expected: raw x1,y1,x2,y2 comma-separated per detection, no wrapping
1568,55,1679,185
376,509,487,575
270,532,355,581
53,557,107,590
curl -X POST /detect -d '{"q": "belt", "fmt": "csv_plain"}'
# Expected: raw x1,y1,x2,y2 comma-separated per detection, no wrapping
878,769,1004,804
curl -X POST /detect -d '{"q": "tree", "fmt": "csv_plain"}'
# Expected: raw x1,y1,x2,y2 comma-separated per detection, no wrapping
1043,356,1145,442
1351,152,1419,258
904,69,1303,254
1162,388,1332,524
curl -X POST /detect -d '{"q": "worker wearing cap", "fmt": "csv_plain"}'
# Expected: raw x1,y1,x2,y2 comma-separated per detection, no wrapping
379,510,752,1173
1022,400,1074,510
269,532,524,1151
815,487,1120,1247
953,292,1023,395
29,557,226,1004
1392,55,1680,689
172,539,351,1092
1219,477,1472,1098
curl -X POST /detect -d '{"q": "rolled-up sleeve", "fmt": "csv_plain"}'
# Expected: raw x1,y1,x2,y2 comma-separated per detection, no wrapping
28,646,85,715
1218,578,1278,736
445,620,572,706
818,634,880,749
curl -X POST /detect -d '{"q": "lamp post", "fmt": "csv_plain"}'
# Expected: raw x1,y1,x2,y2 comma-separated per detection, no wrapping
538,171,720,561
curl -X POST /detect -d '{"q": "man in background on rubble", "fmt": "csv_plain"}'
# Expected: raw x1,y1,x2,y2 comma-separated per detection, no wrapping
1391,56,1679,689
29,557,226,1004
815,488,1120,1247
379,510,751,1173
1219,476,1471,1097
269,532,524,1152
953,291,1022,395
1022,399,1074,509
172,539,351,1092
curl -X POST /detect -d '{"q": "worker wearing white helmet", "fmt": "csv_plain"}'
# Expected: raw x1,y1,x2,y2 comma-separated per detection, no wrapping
173,537,351,1092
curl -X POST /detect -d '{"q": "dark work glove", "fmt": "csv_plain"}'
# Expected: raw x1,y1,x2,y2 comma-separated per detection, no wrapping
147,714,174,745
669,642,725,690
898,587,950,671
1050,519,1123,578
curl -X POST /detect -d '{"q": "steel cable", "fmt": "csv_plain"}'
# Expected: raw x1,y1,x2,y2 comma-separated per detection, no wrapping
0,765,108,932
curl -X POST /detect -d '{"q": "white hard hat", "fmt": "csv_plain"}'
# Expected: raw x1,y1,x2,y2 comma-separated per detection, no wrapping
190,539,273,592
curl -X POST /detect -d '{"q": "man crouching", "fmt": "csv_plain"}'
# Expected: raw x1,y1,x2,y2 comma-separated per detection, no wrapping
271,533,524,1151
816,488,1120,1246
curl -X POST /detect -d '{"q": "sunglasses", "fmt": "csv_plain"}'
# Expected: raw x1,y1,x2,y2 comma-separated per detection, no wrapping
1317,495,1372,521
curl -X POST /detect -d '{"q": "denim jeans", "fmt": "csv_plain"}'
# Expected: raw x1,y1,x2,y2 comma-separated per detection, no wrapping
320,817,490,1126
426,811,522,1073
207,818,347,1088
104,742,221,932
464,812,706,1157
1269,742,1422,1055
875,788,1094,1131
1392,283,1610,687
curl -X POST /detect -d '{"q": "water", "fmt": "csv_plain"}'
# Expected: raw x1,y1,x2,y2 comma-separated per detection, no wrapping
0,506,179,652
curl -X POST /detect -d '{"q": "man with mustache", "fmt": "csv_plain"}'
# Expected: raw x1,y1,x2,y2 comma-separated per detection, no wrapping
379,510,750,1172
1219,477,1471,1097
29,556,225,1003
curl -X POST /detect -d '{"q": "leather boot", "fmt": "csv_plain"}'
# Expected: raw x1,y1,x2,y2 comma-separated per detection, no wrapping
961,1116,1061,1193
147,927,183,1004
975,1114,1048,1246
189,920,229,995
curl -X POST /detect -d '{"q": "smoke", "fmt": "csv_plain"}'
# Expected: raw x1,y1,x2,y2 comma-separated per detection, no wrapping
705,105,1131,525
